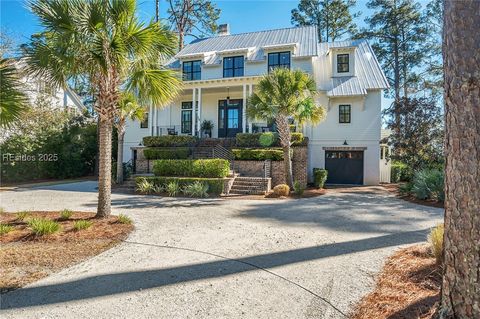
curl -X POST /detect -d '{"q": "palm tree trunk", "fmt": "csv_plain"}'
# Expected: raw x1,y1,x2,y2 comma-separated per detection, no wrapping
116,129,125,184
276,115,293,188
440,1,480,318
96,119,113,218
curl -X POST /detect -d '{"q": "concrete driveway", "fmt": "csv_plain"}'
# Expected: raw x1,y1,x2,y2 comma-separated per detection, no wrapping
0,182,443,319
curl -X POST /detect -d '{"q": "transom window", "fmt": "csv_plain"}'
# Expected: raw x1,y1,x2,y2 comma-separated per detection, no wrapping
140,112,149,128
181,102,193,134
223,56,244,77
337,54,350,73
339,105,351,123
182,60,201,81
268,51,291,71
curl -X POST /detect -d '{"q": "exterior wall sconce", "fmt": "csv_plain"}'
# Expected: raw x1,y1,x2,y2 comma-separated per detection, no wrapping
343,140,348,145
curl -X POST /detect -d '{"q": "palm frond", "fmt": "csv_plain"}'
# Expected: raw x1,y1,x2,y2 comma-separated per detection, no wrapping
0,59,29,128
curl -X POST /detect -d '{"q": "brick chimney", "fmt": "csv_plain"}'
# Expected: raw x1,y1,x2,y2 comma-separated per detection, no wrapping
218,24,230,36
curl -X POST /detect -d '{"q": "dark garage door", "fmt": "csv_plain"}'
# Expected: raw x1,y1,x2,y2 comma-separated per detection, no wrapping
325,151,364,185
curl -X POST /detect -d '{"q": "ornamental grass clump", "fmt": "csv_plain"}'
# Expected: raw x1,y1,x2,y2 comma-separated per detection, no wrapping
73,220,93,231
293,181,305,196
428,223,444,264
136,178,155,194
117,214,132,225
0,223,14,235
183,181,209,198
60,209,73,220
273,184,290,197
166,181,181,197
28,218,60,235
16,211,30,221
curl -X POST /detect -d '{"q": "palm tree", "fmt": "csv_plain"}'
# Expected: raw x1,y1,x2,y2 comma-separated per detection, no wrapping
247,68,326,188
115,92,146,184
24,0,182,217
440,0,480,318
0,58,28,128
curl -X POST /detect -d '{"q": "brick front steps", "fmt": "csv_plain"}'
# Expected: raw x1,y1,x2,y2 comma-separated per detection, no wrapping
229,176,271,195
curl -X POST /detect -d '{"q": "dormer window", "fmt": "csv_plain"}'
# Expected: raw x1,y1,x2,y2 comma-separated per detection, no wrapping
337,54,350,73
268,52,290,71
223,56,244,77
182,60,201,81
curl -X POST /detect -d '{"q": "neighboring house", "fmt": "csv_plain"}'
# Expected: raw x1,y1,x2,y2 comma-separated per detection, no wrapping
123,25,390,185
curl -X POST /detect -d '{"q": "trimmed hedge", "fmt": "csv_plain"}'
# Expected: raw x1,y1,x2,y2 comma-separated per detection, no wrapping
235,132,306,147
143,135,198,147
232,148,284,161
136,176,224,195
313,168,328,188
153,159,230,178
143,147,190,160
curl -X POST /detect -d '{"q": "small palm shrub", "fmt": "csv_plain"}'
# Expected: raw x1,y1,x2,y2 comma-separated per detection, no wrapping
313,168,328,189
412,169,444,201
428,223,444,263
0,223,14,235
73,220,93,231
60,209,73,219
118,214,132,224
28,218,61,235
152,184,164,194
273,184,290,197
183,181,209,198
136,178,155,194
16,211,30,221
166,181,181,197
293,181,305,196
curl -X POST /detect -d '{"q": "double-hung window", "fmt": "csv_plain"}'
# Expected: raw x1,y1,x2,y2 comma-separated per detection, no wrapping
339,105,351,123
181,102,193,134
268,52,290,71
182,60,201,81
337,54,350,73
223,56,244,77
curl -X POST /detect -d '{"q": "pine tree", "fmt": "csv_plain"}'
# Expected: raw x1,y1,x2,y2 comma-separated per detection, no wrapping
291,0,359,42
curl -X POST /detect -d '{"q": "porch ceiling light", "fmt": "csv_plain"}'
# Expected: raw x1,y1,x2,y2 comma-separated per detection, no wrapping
343,140,348,145
226,87,230,105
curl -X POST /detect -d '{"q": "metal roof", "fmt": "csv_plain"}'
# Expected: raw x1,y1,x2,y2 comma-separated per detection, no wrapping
173,26,318,65
317,40,390,96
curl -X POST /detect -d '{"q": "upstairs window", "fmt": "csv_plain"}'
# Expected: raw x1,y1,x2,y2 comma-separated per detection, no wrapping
337,54,350,73
182,60,201,81
140,112,149,128
223,56,244,77
339,105,351,123
268,52,290,71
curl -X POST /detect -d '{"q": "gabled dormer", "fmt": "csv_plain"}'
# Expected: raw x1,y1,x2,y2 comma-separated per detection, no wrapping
331,47,356,77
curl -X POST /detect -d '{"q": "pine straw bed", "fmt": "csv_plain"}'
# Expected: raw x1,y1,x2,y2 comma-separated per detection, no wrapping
350,244,441,319
0,211,133,293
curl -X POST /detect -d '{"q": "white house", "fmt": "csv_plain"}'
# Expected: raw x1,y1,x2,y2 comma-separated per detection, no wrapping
123,25,390,185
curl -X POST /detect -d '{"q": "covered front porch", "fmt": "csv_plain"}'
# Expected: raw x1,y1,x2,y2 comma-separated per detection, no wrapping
148,76,271,138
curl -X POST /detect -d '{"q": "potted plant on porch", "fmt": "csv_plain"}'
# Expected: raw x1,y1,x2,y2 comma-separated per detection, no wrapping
201,120,214,138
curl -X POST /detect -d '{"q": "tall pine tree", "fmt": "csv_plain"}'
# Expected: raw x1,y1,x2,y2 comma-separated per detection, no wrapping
291,0,359,42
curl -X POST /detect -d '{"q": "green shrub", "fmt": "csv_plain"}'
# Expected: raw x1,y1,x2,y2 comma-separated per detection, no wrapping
166,181,181,197
232,148,284,161
236,132,306,147
143,135,197,147
136,178,155,194
391,161,410,182
183,181,209,198
428,223,444,263
60,209,73,220
152,184,164,194
16,211,30,221
143,147,190,160
273,184,290,196
259,132,275,147
73,220,93,231
236,133,262,147
28,218,61,235
153,159,230,178
293,181,305,196
313,168,328,189
0,223,14,235
290,132,304,145
411,169,444,201
136,177,224,195
117,214,132,224
398,182,413,195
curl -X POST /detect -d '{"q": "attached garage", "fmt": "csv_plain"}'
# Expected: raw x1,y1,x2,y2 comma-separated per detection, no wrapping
325,150,364,185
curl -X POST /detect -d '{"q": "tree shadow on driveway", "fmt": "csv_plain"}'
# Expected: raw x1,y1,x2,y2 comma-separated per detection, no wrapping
1,228,430,310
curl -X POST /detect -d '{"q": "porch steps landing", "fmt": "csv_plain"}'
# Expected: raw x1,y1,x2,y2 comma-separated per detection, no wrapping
229,176,271,195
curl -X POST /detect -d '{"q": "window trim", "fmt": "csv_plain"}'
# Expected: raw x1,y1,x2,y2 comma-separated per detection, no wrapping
182,60,201,81
223,56,244,78
140,112,149,128
337,54,350,73
339,104,351,124
181,102,193,134
268,51,291,72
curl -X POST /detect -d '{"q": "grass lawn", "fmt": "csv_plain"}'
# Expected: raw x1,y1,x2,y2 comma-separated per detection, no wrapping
0,211,133,293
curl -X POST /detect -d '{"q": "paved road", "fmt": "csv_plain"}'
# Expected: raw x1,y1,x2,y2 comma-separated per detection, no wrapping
0,182,443,319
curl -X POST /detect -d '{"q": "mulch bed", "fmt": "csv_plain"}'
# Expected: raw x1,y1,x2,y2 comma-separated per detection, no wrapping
351,244,441,319
382,184,444,208
0,211,133,293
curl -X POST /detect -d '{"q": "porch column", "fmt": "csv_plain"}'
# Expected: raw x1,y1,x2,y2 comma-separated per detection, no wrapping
248,84,253,132
149,105,153,136
192,88,197,136
242,83,247,133
198,88,202,137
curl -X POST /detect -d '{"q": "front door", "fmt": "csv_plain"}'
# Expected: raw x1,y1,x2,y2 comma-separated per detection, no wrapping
218,99,243,137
